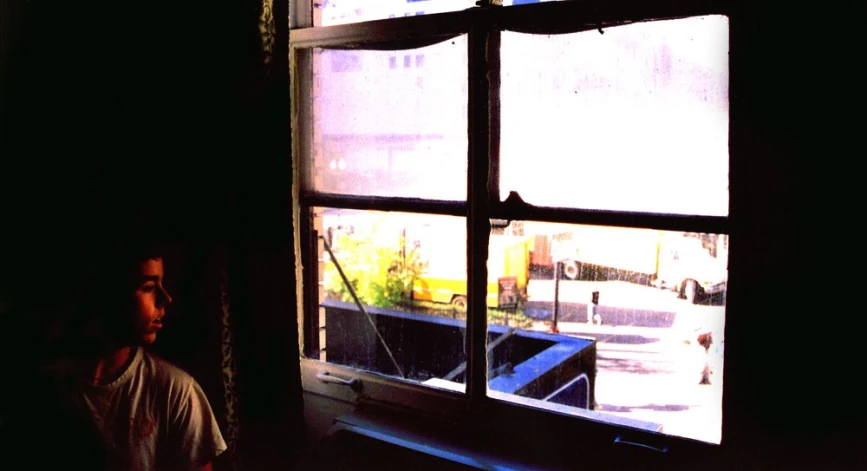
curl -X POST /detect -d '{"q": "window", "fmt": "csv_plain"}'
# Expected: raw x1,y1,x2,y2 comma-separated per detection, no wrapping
292,0,731,463
329,50,362,73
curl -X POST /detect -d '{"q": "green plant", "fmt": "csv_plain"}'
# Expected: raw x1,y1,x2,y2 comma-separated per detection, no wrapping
486,308,534,329
323,220,533,329
324,225,426,309
393,299,534,330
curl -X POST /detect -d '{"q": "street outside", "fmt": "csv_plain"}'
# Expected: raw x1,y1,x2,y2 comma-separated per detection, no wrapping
521,279,725,444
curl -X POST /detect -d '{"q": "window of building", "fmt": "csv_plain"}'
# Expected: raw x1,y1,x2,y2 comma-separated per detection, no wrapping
292,0,731,463
329,50,362,73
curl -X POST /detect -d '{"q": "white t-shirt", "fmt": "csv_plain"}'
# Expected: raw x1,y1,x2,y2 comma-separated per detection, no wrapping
75,347,227,471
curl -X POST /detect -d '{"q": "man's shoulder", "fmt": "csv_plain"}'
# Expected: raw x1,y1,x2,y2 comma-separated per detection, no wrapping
136,349,198,391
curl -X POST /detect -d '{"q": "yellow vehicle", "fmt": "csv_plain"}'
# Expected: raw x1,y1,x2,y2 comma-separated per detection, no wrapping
409,225,532,309
409,221,727,307
548,224,728,304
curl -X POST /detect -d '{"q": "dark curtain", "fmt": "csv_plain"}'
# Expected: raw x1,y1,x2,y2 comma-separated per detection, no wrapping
0,0,301,469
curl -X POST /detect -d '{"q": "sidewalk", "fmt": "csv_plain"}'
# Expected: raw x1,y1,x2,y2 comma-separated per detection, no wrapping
533,320,705,346
532,297,725,339
525,279,726,329
532,320,725,444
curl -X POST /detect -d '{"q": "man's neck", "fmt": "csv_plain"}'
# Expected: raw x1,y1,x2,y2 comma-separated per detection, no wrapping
91,346,134,386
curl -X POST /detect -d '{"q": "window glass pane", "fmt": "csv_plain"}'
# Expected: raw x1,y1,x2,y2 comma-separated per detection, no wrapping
500,16,729,216
311,207,467,393
315,0,477,27
481,221,726,444
313,0,560,24
309,36,468,200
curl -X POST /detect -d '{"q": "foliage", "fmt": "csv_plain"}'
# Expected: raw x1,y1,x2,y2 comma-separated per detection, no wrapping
486,308,534,329
323,217,533,329
399,299,534,329
324,224,426,309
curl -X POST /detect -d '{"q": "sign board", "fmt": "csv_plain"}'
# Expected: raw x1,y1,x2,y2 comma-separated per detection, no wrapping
497,276,518,310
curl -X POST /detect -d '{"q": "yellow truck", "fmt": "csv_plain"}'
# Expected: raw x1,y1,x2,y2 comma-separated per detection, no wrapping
547,224,728,304
409,224,533,309
410,221,727,307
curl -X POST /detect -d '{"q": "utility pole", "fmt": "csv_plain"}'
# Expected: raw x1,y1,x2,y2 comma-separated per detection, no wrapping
552,261,561,333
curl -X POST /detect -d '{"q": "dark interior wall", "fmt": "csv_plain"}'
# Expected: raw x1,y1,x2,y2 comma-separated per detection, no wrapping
724,2,865,468
1,0,258,212
0,0,302,469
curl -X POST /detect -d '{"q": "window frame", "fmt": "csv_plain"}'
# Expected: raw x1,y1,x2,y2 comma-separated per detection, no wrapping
290,0,734,462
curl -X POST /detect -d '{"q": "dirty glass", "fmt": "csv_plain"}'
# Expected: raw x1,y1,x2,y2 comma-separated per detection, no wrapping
312,207,468,390
301,9,729,446
308,36,468,200
484,221,726,444
500,15,729,216
315,0,477,26
313,0,559,27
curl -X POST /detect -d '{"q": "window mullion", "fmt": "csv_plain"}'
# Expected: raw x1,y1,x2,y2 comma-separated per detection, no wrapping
466,16,498,410
487,22,501,207
291,0,312,29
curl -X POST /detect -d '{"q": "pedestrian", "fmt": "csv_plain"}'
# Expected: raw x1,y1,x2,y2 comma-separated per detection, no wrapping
587,290,601,325
697,331,714,385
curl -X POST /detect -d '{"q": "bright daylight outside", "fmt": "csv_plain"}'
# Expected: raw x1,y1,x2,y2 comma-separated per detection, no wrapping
305,0,728,445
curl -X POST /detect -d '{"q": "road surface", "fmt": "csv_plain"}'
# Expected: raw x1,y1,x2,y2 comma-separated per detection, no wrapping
523,280,725,444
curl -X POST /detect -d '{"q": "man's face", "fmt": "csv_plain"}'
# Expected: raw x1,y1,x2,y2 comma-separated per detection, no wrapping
129,257,172,345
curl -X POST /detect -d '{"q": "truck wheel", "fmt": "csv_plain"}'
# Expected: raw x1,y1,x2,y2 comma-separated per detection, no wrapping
451,295,468,310
562,260,580,280
682,279,700,304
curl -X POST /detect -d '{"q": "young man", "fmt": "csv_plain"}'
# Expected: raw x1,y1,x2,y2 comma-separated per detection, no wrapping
43,236,228,470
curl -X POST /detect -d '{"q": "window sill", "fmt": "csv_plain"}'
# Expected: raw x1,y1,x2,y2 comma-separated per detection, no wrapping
325,407,561,471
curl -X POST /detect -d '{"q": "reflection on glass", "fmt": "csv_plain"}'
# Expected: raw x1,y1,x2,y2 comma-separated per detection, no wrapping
500,16,730,216
484,221,726,444
313,208,467,391
310,37,468,200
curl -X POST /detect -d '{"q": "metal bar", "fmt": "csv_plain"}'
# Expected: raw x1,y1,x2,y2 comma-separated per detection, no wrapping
320,236,406,379
613,436,670,453
316,371,360,390
487,363,513,381
552,262,560,332
443,327,517,382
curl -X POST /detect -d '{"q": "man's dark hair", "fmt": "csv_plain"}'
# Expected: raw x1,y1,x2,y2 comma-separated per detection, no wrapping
98,228,170,309
59,229,171,355
103,230,169,280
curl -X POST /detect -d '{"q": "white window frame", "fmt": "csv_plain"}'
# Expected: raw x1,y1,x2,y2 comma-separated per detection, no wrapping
290,0,734,466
